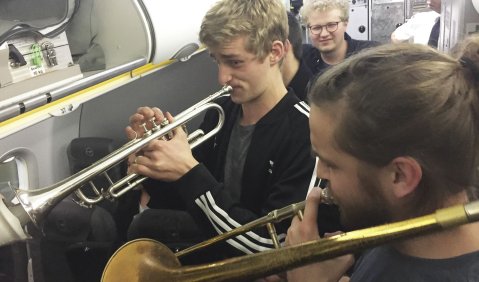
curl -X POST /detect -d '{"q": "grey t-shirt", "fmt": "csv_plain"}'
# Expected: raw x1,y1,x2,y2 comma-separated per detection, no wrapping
224,114,255,202
351,245,479,282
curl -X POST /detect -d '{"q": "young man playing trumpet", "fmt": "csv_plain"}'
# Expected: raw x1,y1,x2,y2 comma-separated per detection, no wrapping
124,0,341,262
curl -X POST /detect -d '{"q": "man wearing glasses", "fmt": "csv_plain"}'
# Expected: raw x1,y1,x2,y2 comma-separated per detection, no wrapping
300,0,380,76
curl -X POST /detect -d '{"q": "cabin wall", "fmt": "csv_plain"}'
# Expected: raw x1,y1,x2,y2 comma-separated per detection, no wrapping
78,51,219,147
0,111,81,188
0,51,218,190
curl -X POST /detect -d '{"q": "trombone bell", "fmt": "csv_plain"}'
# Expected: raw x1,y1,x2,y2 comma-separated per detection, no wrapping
101,201,479,282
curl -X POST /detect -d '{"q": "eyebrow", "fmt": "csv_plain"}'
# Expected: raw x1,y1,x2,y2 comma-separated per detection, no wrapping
309,21,342,26
209,53,241,60
311,149,335,167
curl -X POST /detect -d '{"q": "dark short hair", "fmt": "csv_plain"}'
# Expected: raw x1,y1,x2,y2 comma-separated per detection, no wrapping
287,11,303,60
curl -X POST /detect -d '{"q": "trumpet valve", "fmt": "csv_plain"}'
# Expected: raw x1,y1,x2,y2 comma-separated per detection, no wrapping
150,117,161,131
159,118,174,140
140,122,152,137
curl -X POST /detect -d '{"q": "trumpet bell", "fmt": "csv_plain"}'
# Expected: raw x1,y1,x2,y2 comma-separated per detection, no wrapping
0,86,232,248
0,198,29,246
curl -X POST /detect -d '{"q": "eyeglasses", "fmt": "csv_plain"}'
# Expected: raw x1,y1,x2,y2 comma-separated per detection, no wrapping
307,22,341,35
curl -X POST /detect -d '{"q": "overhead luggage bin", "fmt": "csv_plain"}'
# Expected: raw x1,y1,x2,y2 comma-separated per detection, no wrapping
0,0,219,134
139,0,219,64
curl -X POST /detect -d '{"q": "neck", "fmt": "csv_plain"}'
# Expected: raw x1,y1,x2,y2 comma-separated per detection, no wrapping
321,40,348,66
392,193,479,258
393,222,479,259
281,55,300,86
240,71,287,126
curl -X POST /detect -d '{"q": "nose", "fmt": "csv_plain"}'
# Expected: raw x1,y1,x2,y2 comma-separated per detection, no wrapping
318,27,330,37
217,63,232,85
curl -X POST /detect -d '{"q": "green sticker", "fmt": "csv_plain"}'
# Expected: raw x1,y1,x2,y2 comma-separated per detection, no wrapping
30,43,43,67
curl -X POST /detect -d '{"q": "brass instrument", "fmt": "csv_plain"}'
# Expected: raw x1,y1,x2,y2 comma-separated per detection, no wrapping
1,85,232,246
101,199,479,282
175,189,333,258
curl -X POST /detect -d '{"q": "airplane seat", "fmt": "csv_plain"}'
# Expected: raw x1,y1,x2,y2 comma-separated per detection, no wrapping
40,137,124,281
67,137,122,213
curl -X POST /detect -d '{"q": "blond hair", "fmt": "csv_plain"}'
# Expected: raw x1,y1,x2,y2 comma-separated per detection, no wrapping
199,0,288,60
300,0,349,24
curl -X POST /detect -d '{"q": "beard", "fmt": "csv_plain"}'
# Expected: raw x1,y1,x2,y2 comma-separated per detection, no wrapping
337,168,392,231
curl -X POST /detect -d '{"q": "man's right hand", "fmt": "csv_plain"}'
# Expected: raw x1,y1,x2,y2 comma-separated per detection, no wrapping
285,188,355,282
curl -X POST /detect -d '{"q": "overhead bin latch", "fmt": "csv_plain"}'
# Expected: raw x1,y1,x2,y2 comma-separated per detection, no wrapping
170,43,199,62
49,103,80,117
41,41,58,67
8,44,27,68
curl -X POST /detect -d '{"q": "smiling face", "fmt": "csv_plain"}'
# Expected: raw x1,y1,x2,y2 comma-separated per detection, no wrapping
307,8,348,55
309,104,392,230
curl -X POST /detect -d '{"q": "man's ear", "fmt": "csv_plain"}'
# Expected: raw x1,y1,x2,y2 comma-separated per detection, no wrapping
389,156,422,199
270,40,285,65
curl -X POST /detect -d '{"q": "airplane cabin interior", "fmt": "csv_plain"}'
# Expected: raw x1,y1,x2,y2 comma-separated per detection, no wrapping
0,0,478,281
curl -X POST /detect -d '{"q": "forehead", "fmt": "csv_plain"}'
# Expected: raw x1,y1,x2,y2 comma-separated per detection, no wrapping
310,104,360,170
308,8,343,25
309,104,337,154
209,36,252,58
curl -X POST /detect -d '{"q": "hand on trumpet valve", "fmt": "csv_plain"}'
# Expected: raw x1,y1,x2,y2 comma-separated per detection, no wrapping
126,106,165,140
127,111,199,182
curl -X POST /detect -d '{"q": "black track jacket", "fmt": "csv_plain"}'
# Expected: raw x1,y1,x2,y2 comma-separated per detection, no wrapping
147,89,317,256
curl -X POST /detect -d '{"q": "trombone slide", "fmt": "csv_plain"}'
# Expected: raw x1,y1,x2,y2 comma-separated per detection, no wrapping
101,201,479,282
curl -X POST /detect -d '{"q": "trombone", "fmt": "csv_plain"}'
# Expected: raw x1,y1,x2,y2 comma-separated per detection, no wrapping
1,85,232,246
101,199,479,282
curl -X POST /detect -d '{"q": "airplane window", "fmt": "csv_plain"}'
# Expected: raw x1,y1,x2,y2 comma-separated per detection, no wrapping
0,157,20,203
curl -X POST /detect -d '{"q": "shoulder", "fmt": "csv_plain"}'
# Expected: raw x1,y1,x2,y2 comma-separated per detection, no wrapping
285,97,311,134
346,33,380,48
302,43,319,59
353,39,381,50
345,35,381,58
262,91,310,128
283,90,310,119
291,100,310,120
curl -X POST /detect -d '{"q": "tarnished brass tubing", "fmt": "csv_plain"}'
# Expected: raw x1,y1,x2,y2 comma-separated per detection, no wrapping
175,201,306,258
102,201,479,282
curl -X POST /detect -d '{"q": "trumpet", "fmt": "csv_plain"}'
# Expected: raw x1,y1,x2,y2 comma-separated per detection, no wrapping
101,198,479,282
74,84,232,206
1,85,232,246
